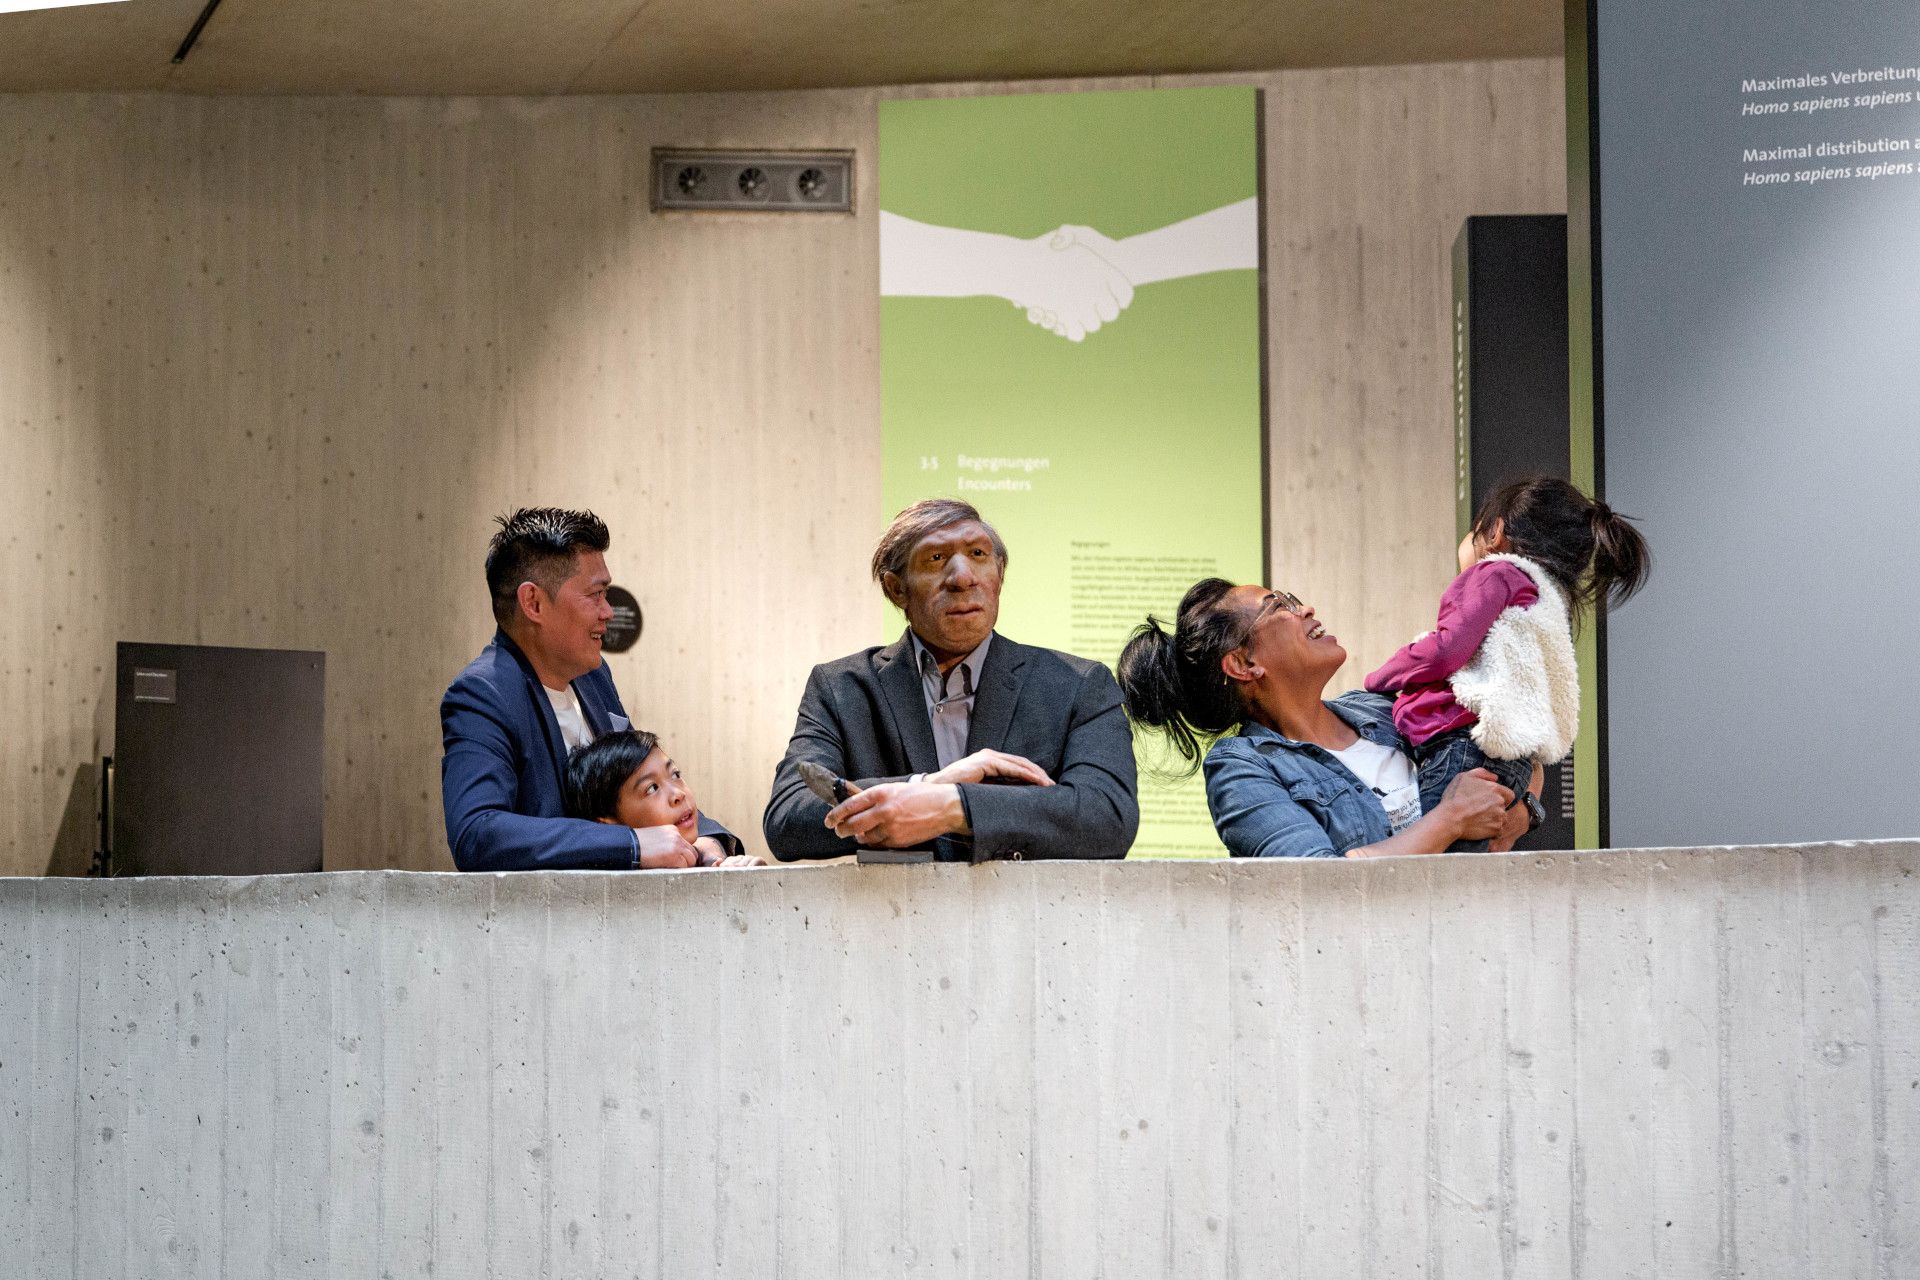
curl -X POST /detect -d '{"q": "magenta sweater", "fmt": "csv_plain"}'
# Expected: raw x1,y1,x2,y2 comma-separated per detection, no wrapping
1364,559,1540,746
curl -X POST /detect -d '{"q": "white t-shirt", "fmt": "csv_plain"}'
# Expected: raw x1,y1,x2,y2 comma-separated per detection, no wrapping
544,684,594,752
1329,737,1423,835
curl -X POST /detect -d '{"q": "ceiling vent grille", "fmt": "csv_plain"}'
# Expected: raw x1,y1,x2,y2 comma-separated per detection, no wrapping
652,150,854,213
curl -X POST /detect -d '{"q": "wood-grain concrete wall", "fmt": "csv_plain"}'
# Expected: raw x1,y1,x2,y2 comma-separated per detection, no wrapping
2,843,1914,1277
0,60,1565,874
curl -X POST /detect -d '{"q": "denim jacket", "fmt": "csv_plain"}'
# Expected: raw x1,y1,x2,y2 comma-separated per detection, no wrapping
1203,690,1413,858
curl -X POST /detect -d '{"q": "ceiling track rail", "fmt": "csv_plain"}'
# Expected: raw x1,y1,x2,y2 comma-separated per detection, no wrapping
171,0,227,65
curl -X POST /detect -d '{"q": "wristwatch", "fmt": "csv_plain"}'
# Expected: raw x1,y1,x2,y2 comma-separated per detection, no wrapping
1523,791,1546,833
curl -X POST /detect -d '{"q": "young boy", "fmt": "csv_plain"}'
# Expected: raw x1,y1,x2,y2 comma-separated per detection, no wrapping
563,729,762,868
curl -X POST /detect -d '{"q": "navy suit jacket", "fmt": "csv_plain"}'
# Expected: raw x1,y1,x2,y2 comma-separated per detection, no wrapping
762,630,1139,861
440,630,639,871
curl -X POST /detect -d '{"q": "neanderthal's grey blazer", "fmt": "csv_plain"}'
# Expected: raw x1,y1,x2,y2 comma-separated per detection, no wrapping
763,629,1139,862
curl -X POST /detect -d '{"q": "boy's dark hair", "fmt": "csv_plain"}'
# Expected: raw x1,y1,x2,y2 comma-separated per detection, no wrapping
1471,476,1652,614
563,728,660,821
484,507,611,628
1116,577,1252,774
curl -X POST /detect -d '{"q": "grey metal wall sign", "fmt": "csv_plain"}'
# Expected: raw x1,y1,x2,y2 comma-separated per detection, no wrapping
602,586,642,654
1591,0,1920,844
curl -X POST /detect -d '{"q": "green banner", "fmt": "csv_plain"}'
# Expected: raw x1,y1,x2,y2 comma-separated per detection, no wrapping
879,87,1267,858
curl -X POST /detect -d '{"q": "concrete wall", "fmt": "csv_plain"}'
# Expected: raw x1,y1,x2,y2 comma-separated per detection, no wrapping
0,60,1566,874
3,843,1915,1277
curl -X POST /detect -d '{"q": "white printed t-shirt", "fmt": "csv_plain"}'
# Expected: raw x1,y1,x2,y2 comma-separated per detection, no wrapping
1329,736,1423,835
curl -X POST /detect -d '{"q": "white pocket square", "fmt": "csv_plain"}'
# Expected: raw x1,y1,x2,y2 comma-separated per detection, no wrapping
610,713,631,733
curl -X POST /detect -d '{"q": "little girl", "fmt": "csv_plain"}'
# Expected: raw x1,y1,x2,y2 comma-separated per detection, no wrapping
1364,476,1650,851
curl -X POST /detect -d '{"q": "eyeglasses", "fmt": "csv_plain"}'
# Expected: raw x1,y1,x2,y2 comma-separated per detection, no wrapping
1238,588,1306,646
1258,589,1306,618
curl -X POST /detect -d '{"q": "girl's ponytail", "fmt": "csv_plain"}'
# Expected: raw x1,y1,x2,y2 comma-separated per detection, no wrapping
1471,476,1652,616
1585,499,1651,612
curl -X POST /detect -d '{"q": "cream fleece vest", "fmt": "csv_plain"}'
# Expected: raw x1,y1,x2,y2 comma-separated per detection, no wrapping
1448,553,1580,765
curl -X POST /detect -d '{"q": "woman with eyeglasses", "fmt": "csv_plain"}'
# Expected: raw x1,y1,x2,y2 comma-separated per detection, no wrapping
1116,579,1533,858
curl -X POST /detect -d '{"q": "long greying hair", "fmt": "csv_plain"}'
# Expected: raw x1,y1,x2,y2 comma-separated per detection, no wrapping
870,498,1008,587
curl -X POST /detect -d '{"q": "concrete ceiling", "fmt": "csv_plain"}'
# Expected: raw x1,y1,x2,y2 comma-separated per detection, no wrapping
0,0,1563,95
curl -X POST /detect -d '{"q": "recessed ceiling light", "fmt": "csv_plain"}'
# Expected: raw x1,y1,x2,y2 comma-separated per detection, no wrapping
0,0,131,12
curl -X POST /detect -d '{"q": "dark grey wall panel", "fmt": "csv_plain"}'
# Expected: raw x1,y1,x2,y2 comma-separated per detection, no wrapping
1595,0,1920,845
114,642,325,875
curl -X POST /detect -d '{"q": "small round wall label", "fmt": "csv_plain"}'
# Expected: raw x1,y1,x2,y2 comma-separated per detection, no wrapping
602,587,642,653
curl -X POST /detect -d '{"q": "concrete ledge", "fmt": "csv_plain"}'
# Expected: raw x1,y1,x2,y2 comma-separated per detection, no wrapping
3,843,1916,1277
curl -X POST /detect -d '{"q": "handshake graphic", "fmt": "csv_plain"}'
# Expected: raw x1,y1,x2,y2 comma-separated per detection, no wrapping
1008,224,1137,343
880,198,1258,344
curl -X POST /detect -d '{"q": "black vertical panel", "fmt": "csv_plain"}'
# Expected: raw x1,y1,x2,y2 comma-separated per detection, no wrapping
1455,215,1572,514
1452,214,1575,851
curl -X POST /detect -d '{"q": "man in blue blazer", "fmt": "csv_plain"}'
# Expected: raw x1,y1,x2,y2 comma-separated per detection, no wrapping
440,507,701,871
